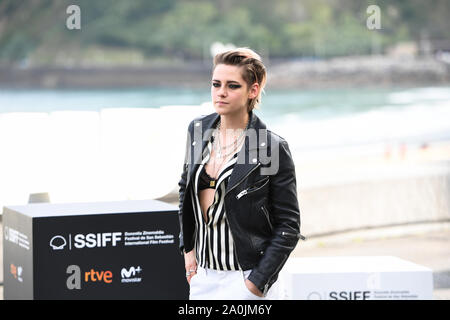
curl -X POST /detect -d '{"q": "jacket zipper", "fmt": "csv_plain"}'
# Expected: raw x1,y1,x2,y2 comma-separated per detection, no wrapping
236,189,248,199
226,163,261,198
235,171,268,200
281,231,306,241
261,205,274,231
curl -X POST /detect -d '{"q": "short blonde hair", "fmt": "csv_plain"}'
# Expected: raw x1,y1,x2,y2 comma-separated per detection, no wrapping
213,47,267,112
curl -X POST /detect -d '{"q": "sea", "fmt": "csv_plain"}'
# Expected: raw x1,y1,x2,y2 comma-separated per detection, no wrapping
1,85,449,151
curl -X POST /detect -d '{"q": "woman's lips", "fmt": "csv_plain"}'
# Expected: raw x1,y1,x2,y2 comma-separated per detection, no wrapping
216,101,229,105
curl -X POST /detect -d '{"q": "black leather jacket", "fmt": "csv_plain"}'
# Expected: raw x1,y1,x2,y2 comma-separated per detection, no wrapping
178,110,303,295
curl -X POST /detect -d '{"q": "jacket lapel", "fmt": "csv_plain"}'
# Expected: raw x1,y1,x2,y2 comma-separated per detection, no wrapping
226,111,268,193
187,112,219,184
186,110,268,194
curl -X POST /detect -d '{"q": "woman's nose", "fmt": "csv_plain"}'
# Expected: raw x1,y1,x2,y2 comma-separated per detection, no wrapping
217,85,227,97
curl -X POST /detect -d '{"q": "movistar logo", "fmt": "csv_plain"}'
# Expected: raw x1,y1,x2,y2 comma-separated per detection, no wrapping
120,266,142,283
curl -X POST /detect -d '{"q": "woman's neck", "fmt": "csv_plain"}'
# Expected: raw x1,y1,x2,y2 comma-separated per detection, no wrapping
219,110,249,131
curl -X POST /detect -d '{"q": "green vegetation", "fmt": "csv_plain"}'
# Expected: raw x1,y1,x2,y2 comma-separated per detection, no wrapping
0,0,449,65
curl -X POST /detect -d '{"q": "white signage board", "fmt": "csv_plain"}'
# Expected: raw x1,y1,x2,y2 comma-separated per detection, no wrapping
284,256,433,300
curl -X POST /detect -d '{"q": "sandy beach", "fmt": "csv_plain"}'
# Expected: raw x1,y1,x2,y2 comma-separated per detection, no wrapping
295,139,450,236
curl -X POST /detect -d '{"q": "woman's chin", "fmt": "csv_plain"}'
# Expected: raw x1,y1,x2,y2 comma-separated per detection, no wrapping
214,105,230,115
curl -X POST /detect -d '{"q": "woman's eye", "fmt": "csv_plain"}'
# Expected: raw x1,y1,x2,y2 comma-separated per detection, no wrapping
212,83,241,89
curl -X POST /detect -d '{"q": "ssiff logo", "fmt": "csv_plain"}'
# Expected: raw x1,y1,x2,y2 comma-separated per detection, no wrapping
50,235,67,250
50,232,122,251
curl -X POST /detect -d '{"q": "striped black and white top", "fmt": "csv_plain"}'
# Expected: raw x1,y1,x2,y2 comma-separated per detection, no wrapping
191,136,241,271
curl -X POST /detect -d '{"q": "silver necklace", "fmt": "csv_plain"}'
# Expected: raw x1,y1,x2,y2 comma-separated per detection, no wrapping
214,118,249,159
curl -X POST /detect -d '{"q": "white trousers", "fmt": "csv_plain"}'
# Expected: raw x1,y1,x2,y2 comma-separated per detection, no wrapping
189,266,286,300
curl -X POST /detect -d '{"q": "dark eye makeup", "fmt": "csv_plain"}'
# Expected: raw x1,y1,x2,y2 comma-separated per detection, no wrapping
212,81,241,89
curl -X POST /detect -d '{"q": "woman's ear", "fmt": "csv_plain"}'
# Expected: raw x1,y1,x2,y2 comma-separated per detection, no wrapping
248,83,260,100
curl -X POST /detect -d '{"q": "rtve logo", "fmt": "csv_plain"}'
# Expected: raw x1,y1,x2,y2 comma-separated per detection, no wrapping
66,265,113,290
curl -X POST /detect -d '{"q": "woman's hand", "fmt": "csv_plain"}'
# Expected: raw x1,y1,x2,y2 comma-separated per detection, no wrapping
184,250,197,284
245,279,264,297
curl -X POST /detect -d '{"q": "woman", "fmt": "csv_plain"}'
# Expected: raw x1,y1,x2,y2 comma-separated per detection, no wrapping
178,48,303,300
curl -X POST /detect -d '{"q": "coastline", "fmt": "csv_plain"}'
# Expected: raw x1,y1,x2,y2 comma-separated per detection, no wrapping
1,55,449,89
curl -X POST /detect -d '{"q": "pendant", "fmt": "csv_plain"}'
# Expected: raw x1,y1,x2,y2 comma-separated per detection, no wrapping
209,180,215,187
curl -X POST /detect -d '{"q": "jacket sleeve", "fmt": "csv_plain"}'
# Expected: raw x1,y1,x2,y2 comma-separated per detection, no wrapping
247,139,303,295
177,122,192,254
